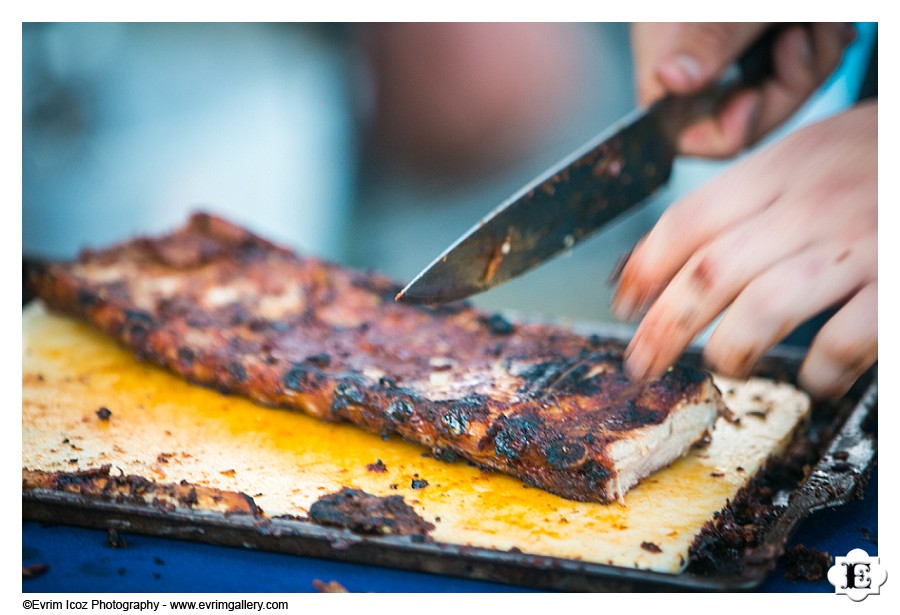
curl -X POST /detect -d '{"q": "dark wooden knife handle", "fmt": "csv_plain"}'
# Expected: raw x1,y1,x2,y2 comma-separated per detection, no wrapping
737,23,798,86
655,24,803,142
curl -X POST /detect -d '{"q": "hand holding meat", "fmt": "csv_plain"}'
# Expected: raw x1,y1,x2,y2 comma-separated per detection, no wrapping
613,101,877,398
630,22,856,157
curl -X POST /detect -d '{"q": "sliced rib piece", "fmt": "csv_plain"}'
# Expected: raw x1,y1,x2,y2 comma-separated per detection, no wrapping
30,213,722,503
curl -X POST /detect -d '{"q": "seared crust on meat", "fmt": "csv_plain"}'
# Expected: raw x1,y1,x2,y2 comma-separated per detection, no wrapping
30,213,720,503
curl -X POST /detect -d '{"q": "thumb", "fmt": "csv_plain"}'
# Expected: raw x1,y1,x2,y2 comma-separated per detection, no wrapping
656,23,771,94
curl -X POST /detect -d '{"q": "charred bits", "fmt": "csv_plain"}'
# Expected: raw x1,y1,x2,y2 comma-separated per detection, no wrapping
122,309,154,341
489,413,542,461
481,313,515,336
544,439,586,470
383,400,413,423
366,459,388,473
305,353,331,367
281,363,323,392
95,406,112,421
309,487,434,536
331,381,365,414
641,541,662,554
441,407,468,436
107,528,128,548
227,361,247,383
177,347,195,364
77,289,100,307
22,563,49,579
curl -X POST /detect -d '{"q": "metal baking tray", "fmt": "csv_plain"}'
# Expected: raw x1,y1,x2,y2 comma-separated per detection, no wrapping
21,317,877,592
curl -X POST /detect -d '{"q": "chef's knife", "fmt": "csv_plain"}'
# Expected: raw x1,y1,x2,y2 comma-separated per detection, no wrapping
396,28,780,305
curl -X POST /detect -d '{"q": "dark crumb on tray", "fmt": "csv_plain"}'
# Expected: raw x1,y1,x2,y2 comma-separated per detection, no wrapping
96,406,112,421
687,423,822,576
22,563,49,579
858,526,877,544
22,466,261,516
308,487,435,536
107,528,128,548
641,541,662,553
366,459,388,473
313,579,348,593
783,544,831,581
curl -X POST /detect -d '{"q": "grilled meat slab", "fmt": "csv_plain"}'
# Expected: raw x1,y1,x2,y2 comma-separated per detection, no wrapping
30,213,722,503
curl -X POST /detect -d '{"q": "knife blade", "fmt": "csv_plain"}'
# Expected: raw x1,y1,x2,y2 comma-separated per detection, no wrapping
396,101,679,305
396,30,780,306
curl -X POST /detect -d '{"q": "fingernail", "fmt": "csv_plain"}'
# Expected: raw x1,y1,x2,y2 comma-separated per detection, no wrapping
607,246,635,286
659,53,703,88
624,345,651,383
612,295,636,322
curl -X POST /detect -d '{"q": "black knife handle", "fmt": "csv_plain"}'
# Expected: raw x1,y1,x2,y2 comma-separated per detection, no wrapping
737,23,797,86
656,24,799,142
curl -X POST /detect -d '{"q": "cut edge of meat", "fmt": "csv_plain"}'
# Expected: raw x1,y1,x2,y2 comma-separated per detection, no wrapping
606,378,722,502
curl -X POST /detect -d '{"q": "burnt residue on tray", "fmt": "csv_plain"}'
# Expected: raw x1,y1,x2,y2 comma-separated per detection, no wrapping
22,563,49,579
308,487,435,538
107,528,127,548
312,579,349,593
783,544,831,581
366,459,387,473
686,389,864,577
687,448,810,575
22,466,260,516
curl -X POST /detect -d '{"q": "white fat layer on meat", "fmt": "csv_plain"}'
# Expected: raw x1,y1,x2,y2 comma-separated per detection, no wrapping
128,275,184,309
417,360,521,404
605,377,810,504
70,264,127,283
256,284,305,319
201,281,259,309
362,367,385,382
203,285,242,308
585,364,616,379
606,381,721,504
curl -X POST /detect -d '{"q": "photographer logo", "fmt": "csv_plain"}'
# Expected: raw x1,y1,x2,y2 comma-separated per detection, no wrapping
827,548,887,601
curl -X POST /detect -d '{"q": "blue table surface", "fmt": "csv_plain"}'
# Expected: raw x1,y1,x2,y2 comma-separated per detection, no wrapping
22,467,877,594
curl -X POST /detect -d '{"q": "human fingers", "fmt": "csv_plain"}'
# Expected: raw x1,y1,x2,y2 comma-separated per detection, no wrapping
750,23,856,142
677,89,762,158
611,147,782,321
631,23,686,106
703,236,877,379
614,101,875,322
621,199,822,383
632,23,771,107
798,282,877,399
677,23,855,157
654,23,770,95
